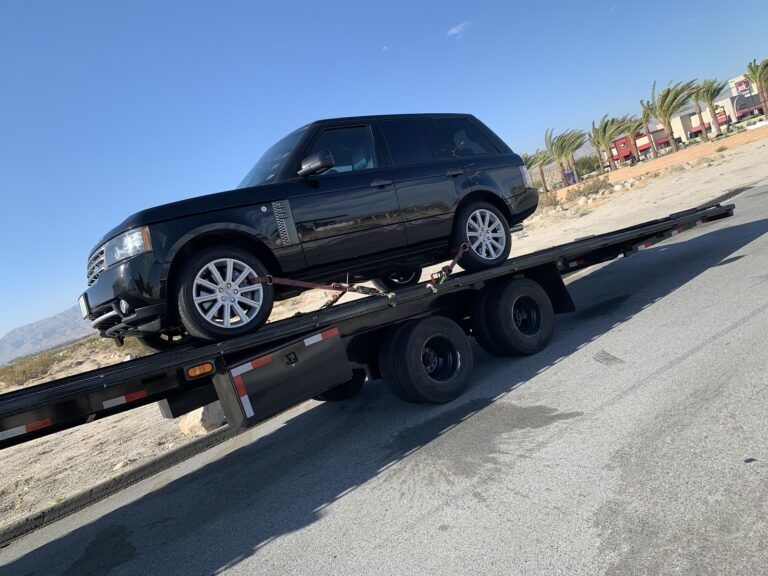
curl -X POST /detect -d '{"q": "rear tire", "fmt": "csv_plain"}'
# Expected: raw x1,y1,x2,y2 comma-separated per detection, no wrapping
176,246,274,341
452,201,511,272
371,269,422,291
379,316,473,404
470,278,553,356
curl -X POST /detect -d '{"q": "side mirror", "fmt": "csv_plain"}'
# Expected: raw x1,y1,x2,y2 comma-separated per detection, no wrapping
297,149,334,177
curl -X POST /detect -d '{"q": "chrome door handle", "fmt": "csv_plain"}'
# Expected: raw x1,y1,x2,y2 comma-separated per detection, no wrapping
370,179,393,188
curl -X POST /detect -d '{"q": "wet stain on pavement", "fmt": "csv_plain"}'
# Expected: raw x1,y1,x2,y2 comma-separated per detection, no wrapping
63,524,136,576
384,399,582,480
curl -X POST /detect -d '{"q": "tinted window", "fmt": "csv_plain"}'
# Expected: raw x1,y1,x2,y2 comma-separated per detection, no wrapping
309,126,377,175
380,119,435,166
435,117,498,157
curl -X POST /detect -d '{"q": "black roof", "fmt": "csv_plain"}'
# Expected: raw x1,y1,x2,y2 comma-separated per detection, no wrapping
312,113,474,125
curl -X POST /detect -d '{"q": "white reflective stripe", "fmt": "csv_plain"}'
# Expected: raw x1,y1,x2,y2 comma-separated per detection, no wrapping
240,394,255,418
304,333,323,347
0,425,26,441
231,363,253,377
103,396,126,409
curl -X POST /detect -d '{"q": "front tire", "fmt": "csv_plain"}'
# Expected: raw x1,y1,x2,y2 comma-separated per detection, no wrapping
176,246,274,341
452,201,511,272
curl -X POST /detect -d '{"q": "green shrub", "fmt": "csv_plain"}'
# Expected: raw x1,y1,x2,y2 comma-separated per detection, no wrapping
716,145,728,152
574,154,601,177
565,176,611,202
538,190,561,207
0,336,148,390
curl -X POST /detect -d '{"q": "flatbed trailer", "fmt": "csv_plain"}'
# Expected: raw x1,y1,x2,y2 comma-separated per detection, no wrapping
0,202,734,450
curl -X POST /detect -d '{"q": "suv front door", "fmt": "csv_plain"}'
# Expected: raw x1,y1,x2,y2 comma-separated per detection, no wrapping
289,124,405,268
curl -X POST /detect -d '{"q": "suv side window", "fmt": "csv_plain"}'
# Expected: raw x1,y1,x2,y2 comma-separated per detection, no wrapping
380,119,435,166
434,117,499,158
308,126,377,175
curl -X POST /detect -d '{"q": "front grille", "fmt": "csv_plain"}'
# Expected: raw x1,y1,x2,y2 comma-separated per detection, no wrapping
87,246,105,286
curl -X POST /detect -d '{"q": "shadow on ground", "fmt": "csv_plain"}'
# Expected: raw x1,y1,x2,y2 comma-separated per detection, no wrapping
4,215,767,576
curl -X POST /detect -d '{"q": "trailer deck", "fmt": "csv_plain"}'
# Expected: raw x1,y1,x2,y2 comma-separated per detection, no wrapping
0,201,734,449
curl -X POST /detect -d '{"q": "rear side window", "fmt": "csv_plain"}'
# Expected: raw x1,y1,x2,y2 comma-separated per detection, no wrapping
380,119,436,166
308,126,378,175
434,117,498,157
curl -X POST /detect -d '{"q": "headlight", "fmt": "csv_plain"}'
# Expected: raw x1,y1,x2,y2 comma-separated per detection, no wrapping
519,165,534,188
104,227,152,267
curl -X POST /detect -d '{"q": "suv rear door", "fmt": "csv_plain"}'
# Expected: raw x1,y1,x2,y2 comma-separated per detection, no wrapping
433,116,526,198
375,117,469,246
288,123,405,268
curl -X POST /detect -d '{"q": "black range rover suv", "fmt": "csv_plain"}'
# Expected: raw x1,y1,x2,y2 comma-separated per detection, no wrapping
80,114,538,349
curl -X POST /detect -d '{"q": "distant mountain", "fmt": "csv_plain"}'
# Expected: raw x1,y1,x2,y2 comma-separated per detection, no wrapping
0,306,94,365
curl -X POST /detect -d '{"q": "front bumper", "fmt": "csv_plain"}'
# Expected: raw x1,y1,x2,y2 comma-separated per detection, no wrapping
80,252,167,338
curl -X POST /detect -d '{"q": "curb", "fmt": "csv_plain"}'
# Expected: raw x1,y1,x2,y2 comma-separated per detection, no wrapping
0,425,239,548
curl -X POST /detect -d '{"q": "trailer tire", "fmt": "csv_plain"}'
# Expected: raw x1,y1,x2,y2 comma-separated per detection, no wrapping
378,323,420,402
314,370,366,401
469,283,507,356
472,278,554,356
380,316,473,404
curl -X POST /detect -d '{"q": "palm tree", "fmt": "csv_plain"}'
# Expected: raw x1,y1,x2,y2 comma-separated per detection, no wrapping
745,58,768,117
651,80,697,153
621,116,645,159
691,83,711,142
533,150,552,193
558,129,587,183
589,115,625,171
545,128,569,186
640,99,659,159
697,78,729,137
521,152,550,194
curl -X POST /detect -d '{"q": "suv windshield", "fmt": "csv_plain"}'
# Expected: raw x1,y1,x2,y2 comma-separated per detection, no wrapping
237,126,307,188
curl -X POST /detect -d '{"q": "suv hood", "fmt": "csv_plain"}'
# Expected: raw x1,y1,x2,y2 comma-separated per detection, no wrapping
94,183,282,248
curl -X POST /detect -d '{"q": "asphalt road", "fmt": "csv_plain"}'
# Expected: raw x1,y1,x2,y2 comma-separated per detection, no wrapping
2,184,768,576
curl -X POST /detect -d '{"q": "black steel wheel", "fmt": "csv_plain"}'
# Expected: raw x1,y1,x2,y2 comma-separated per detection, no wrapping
379,316,473,404
371,269,422,291
470,278,553,356
176,246,274,341
452,201,511,272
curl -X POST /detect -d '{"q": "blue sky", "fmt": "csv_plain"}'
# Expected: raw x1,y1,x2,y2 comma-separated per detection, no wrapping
0,0,766,337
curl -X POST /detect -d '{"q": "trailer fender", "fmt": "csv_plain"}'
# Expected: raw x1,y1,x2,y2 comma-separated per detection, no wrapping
522,262,575,314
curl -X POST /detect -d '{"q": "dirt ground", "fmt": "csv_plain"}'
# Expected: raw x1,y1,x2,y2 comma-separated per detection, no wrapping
1,135,767,532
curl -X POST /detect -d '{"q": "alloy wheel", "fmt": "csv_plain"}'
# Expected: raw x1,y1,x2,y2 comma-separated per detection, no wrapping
466,208,507,260
192,258,264,329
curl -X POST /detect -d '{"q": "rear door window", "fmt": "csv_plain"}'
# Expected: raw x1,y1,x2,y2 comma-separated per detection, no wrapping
379,119,436,166
434,117,499,158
